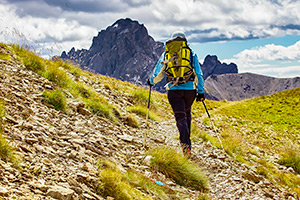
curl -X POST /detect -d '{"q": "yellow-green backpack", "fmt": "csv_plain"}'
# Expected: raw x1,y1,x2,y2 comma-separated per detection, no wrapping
162,37,194,86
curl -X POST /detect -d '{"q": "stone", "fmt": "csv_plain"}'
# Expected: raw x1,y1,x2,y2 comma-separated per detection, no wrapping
242,171,262,184
143,155,152,166
46,186,75,200
0,186,9,196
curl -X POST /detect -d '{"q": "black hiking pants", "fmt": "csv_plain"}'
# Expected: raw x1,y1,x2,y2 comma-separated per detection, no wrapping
167,90,196,150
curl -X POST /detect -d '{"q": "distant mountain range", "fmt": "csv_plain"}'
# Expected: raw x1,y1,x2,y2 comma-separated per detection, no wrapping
205,73,300,101
60,18,300,101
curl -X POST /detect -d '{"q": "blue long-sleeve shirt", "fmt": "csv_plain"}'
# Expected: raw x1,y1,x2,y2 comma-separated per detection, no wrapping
149,51,205,94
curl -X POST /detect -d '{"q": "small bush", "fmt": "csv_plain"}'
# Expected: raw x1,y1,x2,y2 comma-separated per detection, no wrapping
221,131,245,159
278,150,300,174
126,170,170,200
104,83,112,91
0,54,10,60
42,89,67,111
147,146,208,191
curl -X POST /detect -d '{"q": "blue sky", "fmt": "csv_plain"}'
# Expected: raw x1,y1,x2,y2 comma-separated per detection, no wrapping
191,34,300,77
1,0,300,78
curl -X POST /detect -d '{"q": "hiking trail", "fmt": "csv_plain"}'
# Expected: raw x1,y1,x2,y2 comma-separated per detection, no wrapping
146,119,299,199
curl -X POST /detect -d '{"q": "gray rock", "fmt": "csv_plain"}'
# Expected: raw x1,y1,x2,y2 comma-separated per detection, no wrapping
46,186,75,200
0,186,9,196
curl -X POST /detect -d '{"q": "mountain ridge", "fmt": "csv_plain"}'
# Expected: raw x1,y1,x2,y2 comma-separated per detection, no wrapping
60,18,300,101
205,72,300,101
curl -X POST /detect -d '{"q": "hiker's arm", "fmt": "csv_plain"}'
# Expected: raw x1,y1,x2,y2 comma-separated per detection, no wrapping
149,52,166,85
193,54,205,94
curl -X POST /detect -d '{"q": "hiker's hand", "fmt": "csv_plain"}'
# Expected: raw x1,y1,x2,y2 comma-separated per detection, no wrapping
147,78,153,86
196,93,205,101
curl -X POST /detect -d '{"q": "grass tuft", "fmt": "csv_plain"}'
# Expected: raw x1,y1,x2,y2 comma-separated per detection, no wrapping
147,146,208,191
97,159,159,200
127,105,160,121
0,101,19,167
11,44,45,72
42,89,67,111
131,89,152,105
85,97,117,122
278,150,300,174
125,114,140,128
43,61,70,87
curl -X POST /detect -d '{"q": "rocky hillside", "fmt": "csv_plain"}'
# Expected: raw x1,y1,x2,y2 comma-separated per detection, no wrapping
205,72,300,101
0,44,299,199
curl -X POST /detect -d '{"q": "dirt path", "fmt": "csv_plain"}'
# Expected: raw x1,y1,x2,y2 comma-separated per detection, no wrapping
147,119,299,200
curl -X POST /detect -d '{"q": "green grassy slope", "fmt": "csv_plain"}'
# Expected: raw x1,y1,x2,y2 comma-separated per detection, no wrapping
194,88,300,193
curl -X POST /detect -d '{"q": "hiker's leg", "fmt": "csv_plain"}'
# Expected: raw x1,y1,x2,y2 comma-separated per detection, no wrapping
167,90,190,149
184,90,197,134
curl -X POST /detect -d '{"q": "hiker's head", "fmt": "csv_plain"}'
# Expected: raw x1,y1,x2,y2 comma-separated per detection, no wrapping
171,31,186,40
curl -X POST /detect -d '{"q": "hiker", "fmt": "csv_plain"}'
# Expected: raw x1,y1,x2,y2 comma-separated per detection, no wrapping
147,31,205,157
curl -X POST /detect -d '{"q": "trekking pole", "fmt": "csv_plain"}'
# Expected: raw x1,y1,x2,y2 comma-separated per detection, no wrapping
143,85,152,147
202,100,225,151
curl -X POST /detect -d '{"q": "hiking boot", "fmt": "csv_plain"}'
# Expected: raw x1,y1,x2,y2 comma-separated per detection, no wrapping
183,147,191,158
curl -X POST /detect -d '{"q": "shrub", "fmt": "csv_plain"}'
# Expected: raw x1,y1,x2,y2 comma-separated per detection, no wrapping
42,89,67,111
0,54,10,60
147,146,208,191
71,82,93,99
0,135,16,163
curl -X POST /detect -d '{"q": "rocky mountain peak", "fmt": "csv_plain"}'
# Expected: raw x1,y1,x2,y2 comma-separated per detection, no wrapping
61,18,164,84
201,55,238,80
90,18,152,54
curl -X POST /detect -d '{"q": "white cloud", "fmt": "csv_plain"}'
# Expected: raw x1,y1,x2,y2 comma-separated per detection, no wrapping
222,40,300,78
1,0,300,78
234,41,300,62
0,4,97,57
